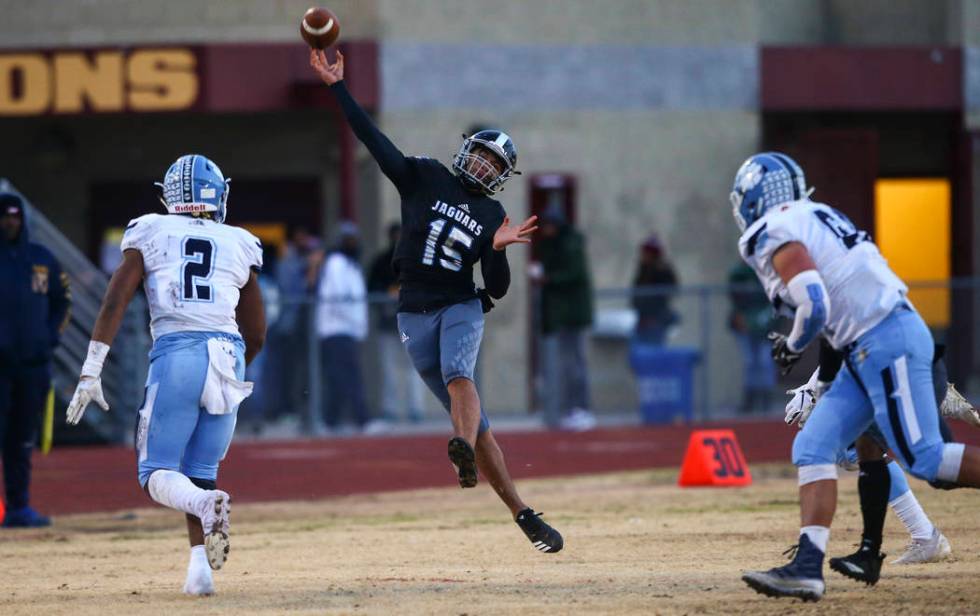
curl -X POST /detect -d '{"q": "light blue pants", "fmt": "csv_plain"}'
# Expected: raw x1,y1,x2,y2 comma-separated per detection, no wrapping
136,332,244,487
793,306,950,482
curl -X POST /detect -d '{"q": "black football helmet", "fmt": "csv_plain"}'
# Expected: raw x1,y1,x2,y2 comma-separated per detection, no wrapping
452,129,520,195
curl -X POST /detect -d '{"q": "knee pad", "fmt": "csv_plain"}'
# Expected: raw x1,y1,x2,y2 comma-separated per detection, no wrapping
189,477,217,491
792,429,837,468
906,441,959,483
798,464,838,486
933,442,965,483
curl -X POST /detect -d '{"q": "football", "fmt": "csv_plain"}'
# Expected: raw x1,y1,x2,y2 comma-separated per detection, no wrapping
300,7,340,49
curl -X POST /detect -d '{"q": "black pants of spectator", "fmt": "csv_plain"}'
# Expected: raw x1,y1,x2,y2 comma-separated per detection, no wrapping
0,363,49,510
320,335,368,430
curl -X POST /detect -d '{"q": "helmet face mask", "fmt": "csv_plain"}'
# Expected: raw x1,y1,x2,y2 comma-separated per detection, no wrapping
452,130,520,195
155,154,230,223
729,152,809,233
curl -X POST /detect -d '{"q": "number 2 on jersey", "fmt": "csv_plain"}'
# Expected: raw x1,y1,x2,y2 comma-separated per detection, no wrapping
422,219,473,272
181,237,215,301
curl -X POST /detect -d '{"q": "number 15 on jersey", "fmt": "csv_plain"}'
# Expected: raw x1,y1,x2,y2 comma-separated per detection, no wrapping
422,219,473,272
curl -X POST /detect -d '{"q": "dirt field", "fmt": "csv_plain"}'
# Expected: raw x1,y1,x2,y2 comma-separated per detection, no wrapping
2,464,979,615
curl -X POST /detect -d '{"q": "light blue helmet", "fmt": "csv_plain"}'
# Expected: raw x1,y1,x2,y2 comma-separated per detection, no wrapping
155,154,230,223
729,152,810,232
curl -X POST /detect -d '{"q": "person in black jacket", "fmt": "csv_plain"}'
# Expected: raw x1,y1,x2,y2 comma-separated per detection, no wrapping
310,49,563,553
0,193,70,527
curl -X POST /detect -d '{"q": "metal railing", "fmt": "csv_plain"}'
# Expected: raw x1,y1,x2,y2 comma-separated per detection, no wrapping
229,277,978,439
4,182,974,442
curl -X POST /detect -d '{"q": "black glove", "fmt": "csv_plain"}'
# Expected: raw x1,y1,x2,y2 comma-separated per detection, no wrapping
768,331,802,375
477,288,495,314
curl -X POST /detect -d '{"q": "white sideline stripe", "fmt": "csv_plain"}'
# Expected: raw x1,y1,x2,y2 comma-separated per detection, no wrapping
302,17,334,36
893,356,923,444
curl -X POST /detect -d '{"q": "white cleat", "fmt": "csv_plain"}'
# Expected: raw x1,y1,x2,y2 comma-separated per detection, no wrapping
200,490,231,570
940,383,980,427
183,566,215,596
891,528,952,565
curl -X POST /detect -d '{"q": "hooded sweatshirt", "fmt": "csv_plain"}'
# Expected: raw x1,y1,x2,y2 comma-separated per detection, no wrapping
0,201,71,370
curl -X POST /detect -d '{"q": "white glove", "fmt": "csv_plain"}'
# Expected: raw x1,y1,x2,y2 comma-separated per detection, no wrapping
784,384,817,427
784,368,830,428
66,377,110,425
66,341,111,425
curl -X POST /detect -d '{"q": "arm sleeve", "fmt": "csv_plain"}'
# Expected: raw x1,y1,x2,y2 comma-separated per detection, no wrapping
785,269,830,353
817,338,844,384
46,256,71,345
480,246,511,299
330,80,413,190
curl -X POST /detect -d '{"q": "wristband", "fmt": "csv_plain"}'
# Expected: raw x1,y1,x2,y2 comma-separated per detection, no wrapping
81,341,110,378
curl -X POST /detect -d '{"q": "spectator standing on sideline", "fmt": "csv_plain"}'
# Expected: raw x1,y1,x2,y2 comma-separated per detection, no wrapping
728,261,776,414
273,225,320,422
316,222,370,432
368,223,424,423
0,193,70,527
532,209,595,431
631,233,678,345
240,244,282,434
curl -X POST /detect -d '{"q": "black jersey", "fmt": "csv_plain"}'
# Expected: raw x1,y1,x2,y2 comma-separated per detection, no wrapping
331,81,511,313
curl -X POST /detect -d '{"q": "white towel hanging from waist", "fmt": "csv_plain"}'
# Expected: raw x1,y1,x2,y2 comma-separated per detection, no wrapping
200,338,253,415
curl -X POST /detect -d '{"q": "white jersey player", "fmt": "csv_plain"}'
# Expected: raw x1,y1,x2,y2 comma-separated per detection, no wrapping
739,198,906,352
65,154,266,596
732,152,980,602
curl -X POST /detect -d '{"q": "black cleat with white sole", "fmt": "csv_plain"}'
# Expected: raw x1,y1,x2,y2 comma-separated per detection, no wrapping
516,508,563,553
448,437,478,488
829,545,884,586
742,535,825,602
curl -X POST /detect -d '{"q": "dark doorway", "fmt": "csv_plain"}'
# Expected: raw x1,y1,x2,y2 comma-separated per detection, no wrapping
89,177,323,262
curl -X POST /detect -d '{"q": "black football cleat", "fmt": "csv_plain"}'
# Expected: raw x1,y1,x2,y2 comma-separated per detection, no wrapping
447,437,478,488
829,545,885,586
516,508,563,553
742,535,825,602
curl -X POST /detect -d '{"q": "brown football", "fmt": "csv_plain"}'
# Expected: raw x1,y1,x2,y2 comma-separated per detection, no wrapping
300,7,340,49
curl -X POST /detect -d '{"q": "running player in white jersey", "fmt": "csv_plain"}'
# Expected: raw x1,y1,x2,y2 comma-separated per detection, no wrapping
65,154,266,596
730,152,980,602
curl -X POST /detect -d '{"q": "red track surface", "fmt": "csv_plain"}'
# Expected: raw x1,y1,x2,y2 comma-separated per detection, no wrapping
27,420,980,515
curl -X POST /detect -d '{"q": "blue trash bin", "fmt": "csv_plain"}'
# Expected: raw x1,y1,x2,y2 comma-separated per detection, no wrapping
629,344,700,424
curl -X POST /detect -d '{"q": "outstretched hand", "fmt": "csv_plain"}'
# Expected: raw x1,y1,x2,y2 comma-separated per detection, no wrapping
310,49,344,85
493,215,538,251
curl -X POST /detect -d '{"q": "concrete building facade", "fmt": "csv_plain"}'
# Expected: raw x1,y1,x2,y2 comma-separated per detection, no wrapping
1,0,978,414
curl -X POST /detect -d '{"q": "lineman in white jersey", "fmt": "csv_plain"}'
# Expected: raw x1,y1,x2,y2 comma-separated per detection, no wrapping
731,152,980,602
65,154,266,596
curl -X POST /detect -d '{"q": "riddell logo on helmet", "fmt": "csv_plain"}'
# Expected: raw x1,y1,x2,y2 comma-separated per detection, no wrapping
172,204,209,213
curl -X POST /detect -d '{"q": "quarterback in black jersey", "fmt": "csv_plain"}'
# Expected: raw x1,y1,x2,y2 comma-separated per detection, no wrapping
311,49,563,553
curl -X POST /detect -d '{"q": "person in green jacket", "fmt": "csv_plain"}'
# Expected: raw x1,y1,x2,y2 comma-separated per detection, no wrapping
532,209,595,431
728,261,776,414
